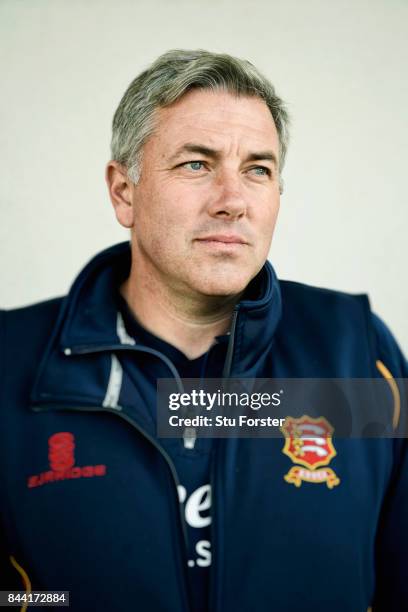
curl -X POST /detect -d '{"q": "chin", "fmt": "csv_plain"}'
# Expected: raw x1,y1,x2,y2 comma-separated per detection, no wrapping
191,270,253,297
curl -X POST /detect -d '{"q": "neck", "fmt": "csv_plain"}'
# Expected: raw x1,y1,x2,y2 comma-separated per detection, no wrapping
121,262,241,360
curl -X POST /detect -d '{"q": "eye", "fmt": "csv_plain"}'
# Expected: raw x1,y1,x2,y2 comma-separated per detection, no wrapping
248,166,271,177
182,161,206,171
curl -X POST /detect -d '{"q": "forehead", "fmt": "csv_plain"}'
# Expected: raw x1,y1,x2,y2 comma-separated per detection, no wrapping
150,89,279,156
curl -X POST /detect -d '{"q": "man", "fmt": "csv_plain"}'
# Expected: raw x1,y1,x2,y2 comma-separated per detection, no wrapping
0,49,407,612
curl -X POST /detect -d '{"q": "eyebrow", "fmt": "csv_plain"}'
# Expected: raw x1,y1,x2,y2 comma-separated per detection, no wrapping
169,143,279,168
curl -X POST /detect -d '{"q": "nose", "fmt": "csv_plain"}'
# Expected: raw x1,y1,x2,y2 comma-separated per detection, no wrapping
207,169,247,220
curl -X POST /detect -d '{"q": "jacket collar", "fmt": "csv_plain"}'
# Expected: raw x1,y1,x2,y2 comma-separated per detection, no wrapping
57,241,282,361
59,242,133,351
31,241,282,405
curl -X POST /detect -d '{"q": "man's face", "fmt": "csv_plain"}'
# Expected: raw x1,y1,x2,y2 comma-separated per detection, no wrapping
126,88,281,297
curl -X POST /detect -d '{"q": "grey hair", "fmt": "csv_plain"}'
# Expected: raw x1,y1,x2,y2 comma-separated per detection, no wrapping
111,49,290,188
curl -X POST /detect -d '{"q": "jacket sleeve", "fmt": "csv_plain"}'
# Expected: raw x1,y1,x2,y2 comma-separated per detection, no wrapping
371,313,408,611
0,310,24,597
0,531,22,591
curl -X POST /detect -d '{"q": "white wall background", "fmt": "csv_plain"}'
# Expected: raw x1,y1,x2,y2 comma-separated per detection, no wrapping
1,0,407,351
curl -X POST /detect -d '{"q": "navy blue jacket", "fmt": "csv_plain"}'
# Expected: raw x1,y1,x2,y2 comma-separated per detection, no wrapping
1,241,407,611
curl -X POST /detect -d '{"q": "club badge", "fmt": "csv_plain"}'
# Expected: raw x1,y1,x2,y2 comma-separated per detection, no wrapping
280,416,340,489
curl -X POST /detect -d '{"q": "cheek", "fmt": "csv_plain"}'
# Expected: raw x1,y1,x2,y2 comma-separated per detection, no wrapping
133,190,192,256
254,199,280,242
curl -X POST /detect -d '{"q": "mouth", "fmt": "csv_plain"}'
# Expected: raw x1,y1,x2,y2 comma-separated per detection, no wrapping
195,234,248,246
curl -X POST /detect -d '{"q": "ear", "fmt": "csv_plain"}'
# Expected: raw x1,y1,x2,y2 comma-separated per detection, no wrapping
105,161,135,228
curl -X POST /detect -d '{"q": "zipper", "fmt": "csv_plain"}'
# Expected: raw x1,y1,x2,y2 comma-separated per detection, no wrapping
222,308,239,379
31,402,193,612
209,306,239,612
63,343,198,448
61,303,239,448
51,307,240,612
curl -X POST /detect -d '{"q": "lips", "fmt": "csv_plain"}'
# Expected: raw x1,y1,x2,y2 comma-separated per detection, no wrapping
196,234,247,244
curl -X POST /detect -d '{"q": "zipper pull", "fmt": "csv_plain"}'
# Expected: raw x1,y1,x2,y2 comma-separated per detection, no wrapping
183,426,196,449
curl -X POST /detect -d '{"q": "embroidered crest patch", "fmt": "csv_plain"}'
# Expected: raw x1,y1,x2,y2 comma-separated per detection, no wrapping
280,416,340,489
